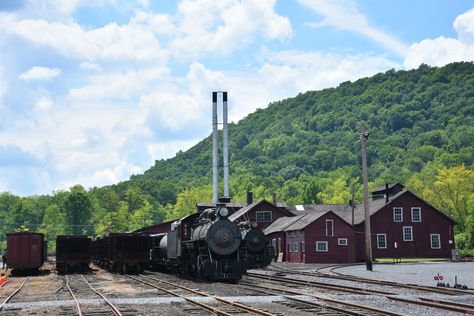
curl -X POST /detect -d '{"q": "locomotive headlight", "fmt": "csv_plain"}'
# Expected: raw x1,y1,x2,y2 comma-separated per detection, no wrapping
218,207,229,217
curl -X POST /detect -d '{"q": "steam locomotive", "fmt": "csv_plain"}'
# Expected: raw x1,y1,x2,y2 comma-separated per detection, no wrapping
239,222,274,269
150,203,247,282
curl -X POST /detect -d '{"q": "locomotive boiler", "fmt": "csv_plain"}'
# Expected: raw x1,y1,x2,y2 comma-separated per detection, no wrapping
239,222,273,269
150,204,247,281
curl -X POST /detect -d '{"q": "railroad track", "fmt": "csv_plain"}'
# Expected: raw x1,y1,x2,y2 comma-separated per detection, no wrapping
237,279,405,316
58,274,138,316
125,273,279,316
270,263,473,296
261,266,474,315
0,277,30,311
247,271,394,295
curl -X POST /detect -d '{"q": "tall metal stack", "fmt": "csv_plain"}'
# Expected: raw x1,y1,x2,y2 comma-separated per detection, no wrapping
212,91,229,203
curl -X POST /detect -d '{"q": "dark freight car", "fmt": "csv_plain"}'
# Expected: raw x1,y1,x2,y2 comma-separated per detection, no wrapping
56,235,91,274
91,233,151,274
6,232,46,274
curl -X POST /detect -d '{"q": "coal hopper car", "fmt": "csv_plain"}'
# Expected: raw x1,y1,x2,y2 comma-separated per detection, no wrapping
56,235,91,274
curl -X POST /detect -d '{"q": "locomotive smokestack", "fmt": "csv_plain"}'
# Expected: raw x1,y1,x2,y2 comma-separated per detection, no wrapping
212,92,218,203
223,92,229,197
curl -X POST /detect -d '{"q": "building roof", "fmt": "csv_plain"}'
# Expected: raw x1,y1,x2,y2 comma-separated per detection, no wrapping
285,204,352,216
264,215,305,235
196,202,246,208
371,183,405,194
283,211,328,231
228,199,293,222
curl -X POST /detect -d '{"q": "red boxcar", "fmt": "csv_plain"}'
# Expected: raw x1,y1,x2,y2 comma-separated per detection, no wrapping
7,232,46,272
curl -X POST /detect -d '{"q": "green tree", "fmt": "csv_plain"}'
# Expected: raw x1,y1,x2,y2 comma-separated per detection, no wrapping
64,185,92,235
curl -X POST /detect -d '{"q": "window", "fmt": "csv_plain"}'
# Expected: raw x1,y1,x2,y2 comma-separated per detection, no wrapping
294,242,299,253
326,219,334,236
393,207,403,222
316,241,328,252
256,211,272,222
431,234,441,249
377,234,387,249
302,241,305,253
403,226,413,241
411,207,421,222
288,243,292,253
338,238,348,246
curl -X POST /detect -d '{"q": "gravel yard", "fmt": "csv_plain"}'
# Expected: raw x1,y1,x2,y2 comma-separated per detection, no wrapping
333,261,474,288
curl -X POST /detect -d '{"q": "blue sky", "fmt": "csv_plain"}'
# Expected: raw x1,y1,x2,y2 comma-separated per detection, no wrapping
1,0,473,196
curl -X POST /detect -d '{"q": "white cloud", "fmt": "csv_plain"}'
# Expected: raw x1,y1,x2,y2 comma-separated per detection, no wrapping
35,96,54,111
2,15,167,62
80,62,102,71
69,66,171,101
404,8,474,68
171,0,292,58
297,0,408,57
18,66,61,81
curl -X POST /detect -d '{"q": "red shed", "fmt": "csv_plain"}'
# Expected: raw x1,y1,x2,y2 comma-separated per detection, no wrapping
348,188,457,261
7,232,46,271
228,199,294,230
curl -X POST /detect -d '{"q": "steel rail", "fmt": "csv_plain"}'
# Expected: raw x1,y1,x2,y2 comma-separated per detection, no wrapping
247,272,394,295
0,277,30,311
238,280,405,316
147,275,277,316
388,296,474,315
65,275,83,316
418,297,474,311
270,263,471,296
124,275,234,316
80,274,123,316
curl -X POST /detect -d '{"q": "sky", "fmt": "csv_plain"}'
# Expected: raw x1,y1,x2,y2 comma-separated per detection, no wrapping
1,0,474,196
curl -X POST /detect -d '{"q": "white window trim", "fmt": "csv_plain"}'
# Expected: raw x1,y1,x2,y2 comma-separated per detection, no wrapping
403,226,413,241
316,241,328,252
393,207,403,222
377,234,387,249
411,207,421,222
338,238,348,246
430,234,441,249
326,219,334,237
256,211,272,222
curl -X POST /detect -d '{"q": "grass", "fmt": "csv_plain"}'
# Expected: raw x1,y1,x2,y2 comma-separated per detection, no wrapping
375,257,449,263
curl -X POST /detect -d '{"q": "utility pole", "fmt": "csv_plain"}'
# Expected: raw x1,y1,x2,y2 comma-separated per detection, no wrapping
351,184,355,227
360,122,373,271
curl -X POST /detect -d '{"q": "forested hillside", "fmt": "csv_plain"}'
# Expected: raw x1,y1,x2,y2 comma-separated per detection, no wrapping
1,62,473,254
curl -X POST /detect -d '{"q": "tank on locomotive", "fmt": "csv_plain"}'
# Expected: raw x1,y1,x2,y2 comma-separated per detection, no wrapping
150,203,246,282
56,235,91,274
239,221,273,269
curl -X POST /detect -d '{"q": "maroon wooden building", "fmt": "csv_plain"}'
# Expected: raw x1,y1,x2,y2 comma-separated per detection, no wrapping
228,199,293,230
265,211,356,263
347,186,457,261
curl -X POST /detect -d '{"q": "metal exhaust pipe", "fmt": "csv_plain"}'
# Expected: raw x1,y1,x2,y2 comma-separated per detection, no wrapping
212,92,218,203
223,92,229,197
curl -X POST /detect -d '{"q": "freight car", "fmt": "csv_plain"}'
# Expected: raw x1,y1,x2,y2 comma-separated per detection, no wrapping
56,235,91,274
239,222,273,269
91,233,151,274
6,232,47,275
150,203,247,282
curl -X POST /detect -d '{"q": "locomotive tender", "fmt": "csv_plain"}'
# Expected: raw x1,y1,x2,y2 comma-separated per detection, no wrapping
239,222,274,269
150,203,246,281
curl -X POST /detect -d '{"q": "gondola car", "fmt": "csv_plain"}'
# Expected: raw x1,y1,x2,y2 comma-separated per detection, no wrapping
6,232,47,275
239,222,274,269
56,235,91,274
91,233,151,274
150,203,247,282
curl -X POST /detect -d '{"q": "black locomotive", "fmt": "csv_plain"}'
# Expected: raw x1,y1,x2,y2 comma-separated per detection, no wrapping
239,222,273,269
150,203,247,281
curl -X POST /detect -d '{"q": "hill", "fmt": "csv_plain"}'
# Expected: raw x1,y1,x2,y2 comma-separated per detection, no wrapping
1,62,473,254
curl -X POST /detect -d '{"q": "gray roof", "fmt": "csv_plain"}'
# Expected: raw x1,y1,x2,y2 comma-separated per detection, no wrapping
372,183,404,193
285,204,352,215
264,215,305,235
228,201,259,221
196,202,246,208
283,211,328,231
